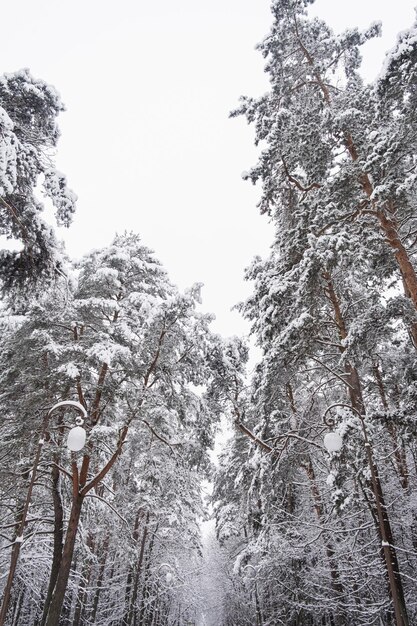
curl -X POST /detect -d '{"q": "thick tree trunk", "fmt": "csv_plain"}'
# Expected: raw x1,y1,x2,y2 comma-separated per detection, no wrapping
40,462,65,626
364,445,409,626
43,423,129,626
302,36,417,343
324,273,409,625
376,209,417,310
376,210,417,346
44,495,84,626
347,136,417,345
297,20,417,350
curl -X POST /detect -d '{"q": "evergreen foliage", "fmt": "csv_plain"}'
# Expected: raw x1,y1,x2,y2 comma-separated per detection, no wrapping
0,69,76,293
213,2,417,625
0,234,231,625
2,3,417,625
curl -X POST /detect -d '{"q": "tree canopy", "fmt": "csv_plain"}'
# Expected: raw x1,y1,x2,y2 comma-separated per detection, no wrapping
2,2,417,625
0,69,76,293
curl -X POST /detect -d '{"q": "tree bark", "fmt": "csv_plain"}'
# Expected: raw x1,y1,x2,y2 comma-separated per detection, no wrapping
137,522,156,626
0,421,48,626
44,494,84,626
323,273,409,624
122,511,142,625
296,29,417,344
323,272,365,414
376,210,417,346
363,440,409,626
40,461,65,626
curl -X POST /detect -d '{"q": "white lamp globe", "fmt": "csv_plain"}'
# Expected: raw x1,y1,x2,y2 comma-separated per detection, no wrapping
323,432,343,453
67,426,87,452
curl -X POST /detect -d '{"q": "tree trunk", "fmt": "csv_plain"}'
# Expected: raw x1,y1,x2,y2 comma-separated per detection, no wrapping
305,40,417,344
287,380,344,613
0,424,48,626
44,495,84,626
323,273,409,624
40,462,65,626
364,445,409,626
347,136,417,345
304,458,344,598
254,581,263,626
376,210,417,316
323,272,365,413
121,511,142,624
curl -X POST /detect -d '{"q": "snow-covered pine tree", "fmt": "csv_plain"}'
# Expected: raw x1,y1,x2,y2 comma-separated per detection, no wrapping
234,0,417,345
0,233,227,625
0,69,76,293
212,2,417,625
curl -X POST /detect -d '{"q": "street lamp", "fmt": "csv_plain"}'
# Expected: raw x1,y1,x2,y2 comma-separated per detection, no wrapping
322,405,344,454
49,400,88,452
240,564,262,625
156,563,175,585
323,431,343,453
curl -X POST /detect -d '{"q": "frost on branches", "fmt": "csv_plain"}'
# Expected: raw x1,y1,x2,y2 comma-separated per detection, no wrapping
214,1,417,625
0,233,238,626
3,1,417,625
0,69,76,293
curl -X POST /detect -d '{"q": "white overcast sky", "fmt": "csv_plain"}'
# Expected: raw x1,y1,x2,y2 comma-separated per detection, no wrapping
1,0,416,339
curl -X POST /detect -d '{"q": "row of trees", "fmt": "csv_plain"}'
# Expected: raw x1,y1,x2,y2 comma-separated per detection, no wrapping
0,71,238,625
0,231,241,625
213,1,417,625
3,2,417,624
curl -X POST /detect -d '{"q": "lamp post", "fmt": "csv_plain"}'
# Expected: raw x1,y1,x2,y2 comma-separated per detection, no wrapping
323,431,343,453
323,404,409,626
50,400,87,452
0,401,88,626
148,564,176,626
240,564,262,626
